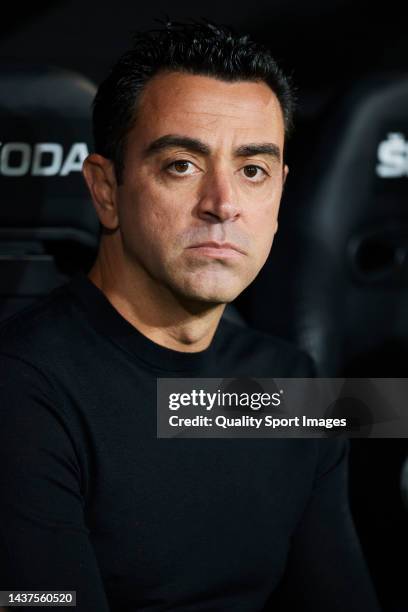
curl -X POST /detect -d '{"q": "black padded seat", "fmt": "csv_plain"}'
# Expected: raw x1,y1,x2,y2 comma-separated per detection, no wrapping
0,62,99,321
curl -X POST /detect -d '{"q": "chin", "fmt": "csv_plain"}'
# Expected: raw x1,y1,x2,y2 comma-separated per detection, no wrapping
193,292,238,304
167,266,250,304
178,280,244,305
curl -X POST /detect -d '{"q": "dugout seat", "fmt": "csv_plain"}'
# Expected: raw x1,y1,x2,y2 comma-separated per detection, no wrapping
0,62,99,322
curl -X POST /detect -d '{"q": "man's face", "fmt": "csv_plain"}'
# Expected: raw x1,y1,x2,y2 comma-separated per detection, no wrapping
116,71,287,304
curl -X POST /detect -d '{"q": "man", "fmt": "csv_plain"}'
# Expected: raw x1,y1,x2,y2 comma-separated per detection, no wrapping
0,20,382,612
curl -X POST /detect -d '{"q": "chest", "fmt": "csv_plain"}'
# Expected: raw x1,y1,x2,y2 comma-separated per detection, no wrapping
85,433,314,608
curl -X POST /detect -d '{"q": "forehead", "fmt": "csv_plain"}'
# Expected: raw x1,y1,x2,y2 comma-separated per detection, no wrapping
130,71,285,150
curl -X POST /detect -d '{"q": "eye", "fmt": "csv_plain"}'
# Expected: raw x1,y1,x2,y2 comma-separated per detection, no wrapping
166,160,198,176
242,165,268,182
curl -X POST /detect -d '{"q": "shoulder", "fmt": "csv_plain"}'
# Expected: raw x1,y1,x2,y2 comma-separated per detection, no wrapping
0,287,87,443
0,280,80,366
215,318,316,377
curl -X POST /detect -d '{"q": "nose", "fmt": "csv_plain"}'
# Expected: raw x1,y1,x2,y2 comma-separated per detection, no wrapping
196,168,241,223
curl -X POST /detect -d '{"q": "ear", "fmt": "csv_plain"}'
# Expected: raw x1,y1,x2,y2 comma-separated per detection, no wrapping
82,154,119,230
283,164,289,187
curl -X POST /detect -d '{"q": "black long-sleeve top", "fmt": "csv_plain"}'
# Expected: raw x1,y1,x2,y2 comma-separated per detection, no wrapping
0,273,382,611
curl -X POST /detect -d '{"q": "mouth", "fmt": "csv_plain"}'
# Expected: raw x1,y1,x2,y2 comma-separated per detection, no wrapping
187,241,246,259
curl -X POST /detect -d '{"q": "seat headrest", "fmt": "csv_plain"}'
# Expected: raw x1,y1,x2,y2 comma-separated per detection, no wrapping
0,62,99,247
301,73,408,279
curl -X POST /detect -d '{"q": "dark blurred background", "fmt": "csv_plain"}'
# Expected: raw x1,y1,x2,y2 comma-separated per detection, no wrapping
1,0,406,115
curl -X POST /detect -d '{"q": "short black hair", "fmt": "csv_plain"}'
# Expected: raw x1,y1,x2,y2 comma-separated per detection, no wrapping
92,19,296,184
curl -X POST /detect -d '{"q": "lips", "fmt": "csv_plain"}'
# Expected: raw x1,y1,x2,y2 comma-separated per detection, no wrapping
188,241,245,255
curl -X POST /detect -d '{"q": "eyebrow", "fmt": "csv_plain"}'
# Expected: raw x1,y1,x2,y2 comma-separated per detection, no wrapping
142,134,281,163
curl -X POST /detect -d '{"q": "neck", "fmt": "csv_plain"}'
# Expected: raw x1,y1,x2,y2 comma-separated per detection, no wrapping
88,239,226,353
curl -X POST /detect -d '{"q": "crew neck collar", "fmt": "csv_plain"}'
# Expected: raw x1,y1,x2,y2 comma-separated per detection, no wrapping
67,272,224,373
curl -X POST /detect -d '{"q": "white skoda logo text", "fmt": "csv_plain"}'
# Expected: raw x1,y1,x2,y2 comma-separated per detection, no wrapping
0,142,89,176
376,132,408,178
